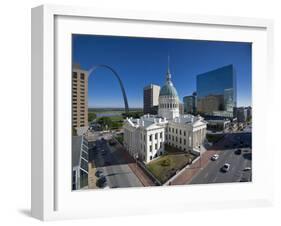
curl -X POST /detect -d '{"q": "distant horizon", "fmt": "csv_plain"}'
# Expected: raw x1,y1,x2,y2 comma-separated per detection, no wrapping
88,105,251,109
73,35,252,108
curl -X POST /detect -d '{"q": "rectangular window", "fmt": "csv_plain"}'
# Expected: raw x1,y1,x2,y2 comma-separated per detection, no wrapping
176,129,178,134
180,130,182,135
172,128,174,133
149,135,152,141
180,138,182,144
184,131,186,136
80,73,85,80
150,145,152,152
169,128,171,132
184,139,186,145
155,143,157,149
73,72,77,78
155,133,158,139
160,132,162,138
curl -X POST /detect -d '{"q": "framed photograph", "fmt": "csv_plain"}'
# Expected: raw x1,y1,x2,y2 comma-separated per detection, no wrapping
31,4,274,221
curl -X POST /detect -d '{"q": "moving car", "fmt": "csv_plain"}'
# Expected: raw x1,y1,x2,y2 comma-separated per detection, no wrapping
244,166,251,171
211,154,219,161
221,163,230,172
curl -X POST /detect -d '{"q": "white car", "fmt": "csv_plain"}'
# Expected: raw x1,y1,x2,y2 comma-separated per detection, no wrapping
244,167,251,171
211,154,219,161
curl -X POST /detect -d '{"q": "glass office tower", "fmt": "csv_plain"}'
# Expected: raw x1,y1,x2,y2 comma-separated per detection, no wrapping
196,65,237,117
183,92,197,114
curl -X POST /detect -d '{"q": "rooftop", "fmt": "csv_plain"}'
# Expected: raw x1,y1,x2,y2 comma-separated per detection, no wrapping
72,136,88,171
72,136,83,168
125,114,206,129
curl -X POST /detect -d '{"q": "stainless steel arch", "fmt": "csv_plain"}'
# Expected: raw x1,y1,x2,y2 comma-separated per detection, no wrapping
88,65,129,113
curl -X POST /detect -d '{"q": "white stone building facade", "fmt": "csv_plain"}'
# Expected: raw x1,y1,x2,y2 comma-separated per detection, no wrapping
123,62,207,163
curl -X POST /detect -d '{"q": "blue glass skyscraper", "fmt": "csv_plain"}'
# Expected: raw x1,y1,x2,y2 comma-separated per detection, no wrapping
196,65,237,117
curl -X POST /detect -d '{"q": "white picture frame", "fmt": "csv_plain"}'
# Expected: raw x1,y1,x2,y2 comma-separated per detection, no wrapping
31,4,274,221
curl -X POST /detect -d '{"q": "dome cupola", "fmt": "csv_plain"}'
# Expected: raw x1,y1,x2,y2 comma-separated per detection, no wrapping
158,56,180,119
159,57,179,99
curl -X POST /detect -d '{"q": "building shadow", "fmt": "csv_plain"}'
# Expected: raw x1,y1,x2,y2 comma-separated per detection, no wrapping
89,143,135,168
18,209,31,218
209,132,252,151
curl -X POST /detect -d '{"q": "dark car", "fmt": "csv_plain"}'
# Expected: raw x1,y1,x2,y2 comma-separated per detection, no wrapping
221,163,230,172
240,178,249,182
96,176,107,188
235,149,242,155
95,170,103,177
104,161,111,165
109,140,117,145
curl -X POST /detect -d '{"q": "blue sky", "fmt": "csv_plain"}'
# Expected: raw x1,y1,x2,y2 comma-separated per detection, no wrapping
72,35,252,108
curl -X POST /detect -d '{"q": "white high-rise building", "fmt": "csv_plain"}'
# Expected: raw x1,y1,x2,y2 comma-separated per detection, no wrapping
124,59,207,163
143,84,160,114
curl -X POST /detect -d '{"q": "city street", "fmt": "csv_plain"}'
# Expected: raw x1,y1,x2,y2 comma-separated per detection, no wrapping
189,131,252,184
89,134,143,189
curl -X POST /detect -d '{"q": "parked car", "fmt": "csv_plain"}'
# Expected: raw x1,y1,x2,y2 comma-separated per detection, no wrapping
104,161,111,165
235,149,242,155
211,154,219,161
95,170,103,177
96,176,107,188
221,163,230,172
240,178,249,182
109,140,117,145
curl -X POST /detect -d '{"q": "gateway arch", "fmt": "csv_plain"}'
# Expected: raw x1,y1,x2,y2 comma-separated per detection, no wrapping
88,65,129,113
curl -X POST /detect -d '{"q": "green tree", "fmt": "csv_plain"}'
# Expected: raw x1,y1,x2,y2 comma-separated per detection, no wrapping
97,117,113,130
88,112,97,122
72,127,77,136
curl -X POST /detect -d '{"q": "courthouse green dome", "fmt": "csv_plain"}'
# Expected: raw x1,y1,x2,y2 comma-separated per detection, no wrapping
159,58,179,98
159,82,179,97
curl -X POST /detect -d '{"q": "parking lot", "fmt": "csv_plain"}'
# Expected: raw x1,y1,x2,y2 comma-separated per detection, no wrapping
88,134,143,189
